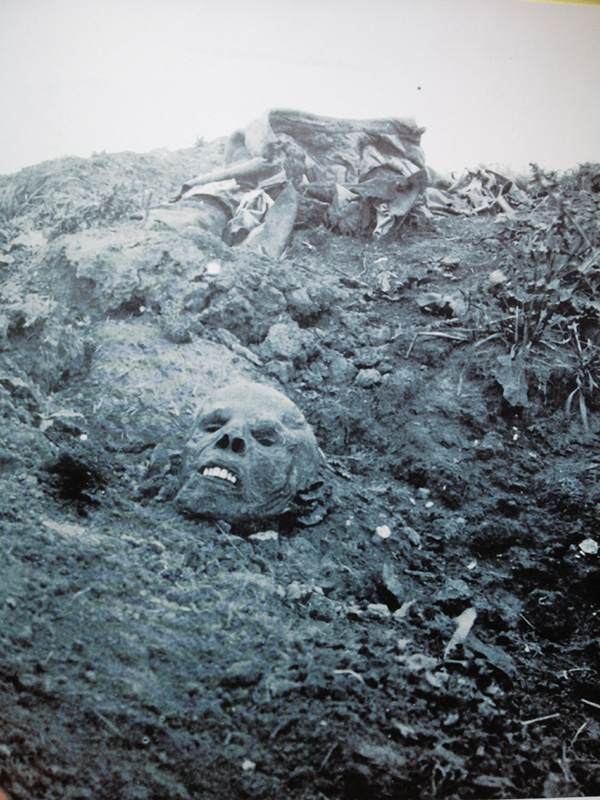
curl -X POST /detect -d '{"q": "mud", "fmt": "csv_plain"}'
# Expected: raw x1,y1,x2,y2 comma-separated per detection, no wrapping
0,148,599,800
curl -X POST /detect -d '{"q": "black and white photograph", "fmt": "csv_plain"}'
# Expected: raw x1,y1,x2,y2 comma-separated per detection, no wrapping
0,1,599,798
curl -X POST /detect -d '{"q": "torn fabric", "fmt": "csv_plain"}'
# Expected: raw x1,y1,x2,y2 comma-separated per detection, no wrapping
174,109,428,254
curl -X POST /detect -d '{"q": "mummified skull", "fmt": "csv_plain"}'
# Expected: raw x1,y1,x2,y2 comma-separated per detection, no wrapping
175,382,321,523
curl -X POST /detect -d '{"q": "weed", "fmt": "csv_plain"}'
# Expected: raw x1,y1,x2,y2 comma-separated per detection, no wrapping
564,322,600,431
473,164,600,421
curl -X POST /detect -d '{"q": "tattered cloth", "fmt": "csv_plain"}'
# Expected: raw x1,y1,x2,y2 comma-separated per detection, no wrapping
174,109,427,256
425,168,531,217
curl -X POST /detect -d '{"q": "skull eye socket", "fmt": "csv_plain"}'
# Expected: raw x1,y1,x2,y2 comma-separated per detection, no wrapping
201,412,229,433
252,427,282,447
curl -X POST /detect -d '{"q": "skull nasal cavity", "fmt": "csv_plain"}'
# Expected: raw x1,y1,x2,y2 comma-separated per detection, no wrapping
216,434,246,455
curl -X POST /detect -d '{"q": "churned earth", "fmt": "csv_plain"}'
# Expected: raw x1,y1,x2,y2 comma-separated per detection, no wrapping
0,145,599,800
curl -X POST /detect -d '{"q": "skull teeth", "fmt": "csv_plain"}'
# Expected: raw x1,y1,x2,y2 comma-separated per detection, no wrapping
202,466,237,484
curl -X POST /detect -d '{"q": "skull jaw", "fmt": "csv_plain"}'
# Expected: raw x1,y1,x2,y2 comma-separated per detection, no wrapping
175,472,293,523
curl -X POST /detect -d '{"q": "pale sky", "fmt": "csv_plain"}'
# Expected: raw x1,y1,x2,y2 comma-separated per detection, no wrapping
1,0,599,176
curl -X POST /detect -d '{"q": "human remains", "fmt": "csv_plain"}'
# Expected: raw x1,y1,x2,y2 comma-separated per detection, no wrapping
175,382,321,524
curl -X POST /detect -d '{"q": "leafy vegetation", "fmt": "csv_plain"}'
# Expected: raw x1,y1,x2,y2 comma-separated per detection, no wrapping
472,163,600,423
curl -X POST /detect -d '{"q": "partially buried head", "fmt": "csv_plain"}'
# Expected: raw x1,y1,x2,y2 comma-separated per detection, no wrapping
175,382,321,523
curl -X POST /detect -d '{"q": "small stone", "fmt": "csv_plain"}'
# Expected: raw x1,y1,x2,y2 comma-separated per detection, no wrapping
288,287,317,315
257,283,287,314
221,661,263,688
248,530,278,542
488,269,507,286
435,578,472,604
354,368,382,388
579,538,598,555
353,347,382,368
327,352,358,382
248,530,280,552
440,255,460,268
5,597,16,609
367,326,393,345
262,321,314,362
242,759,256,772
367,603,392,618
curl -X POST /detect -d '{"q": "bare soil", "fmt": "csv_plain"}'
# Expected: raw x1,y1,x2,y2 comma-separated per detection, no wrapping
0,147,599,800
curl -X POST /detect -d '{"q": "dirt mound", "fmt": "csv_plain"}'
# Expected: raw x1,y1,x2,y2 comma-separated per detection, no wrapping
0,145,599,800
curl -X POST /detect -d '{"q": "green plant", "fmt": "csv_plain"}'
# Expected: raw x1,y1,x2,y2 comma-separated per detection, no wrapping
475,164,600,418
565,322,600,431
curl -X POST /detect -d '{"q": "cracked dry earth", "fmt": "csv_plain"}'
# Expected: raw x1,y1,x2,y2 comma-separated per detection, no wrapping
0,151,599,800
